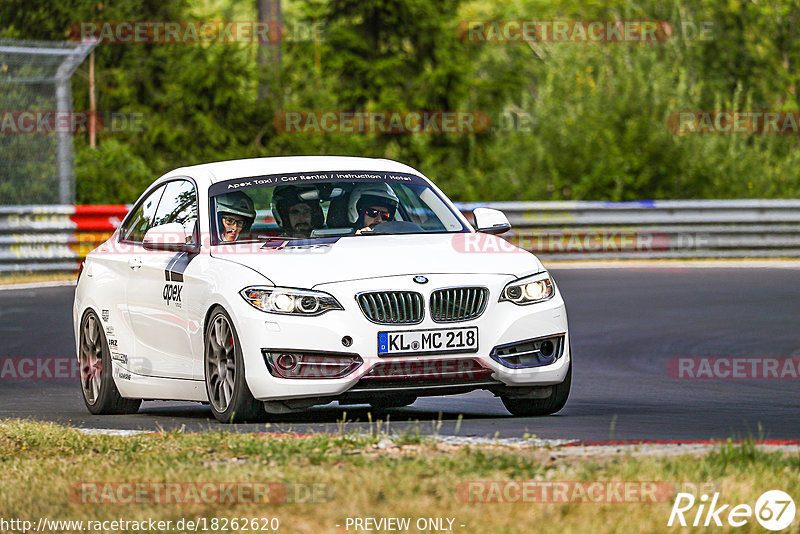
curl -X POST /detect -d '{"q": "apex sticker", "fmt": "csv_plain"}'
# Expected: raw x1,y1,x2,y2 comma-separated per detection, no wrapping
163,283,183,307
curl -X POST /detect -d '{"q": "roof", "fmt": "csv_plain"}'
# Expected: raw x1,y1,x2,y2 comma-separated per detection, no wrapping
161,156,425,186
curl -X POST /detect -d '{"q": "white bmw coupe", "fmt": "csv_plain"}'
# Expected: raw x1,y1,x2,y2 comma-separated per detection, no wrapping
74,156,571,422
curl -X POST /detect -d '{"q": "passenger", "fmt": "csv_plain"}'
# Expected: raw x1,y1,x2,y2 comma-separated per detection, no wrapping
215,192,255,242
347,183,399,234
270,186,325,238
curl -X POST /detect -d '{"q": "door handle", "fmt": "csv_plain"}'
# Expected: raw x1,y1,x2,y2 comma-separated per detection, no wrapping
128,257,142,270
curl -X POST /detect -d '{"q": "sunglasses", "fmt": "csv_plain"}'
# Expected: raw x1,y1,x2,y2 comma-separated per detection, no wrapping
363,208,394,221
221,216,245,228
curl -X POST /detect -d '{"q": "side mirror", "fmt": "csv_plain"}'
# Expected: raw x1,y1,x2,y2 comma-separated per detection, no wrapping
473,208,511,235
142,223,199,253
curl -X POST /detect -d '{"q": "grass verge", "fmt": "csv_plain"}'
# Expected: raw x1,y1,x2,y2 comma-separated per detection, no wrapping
0,420,797,533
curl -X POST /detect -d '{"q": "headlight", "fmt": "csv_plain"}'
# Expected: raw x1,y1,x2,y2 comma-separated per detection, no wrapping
499,272,555,305
240,286,343,316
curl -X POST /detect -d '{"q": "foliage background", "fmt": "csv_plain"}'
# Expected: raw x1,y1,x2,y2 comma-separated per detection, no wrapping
2,0,799,203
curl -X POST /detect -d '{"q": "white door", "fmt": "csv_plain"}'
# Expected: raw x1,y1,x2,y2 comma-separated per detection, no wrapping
125,179,199,379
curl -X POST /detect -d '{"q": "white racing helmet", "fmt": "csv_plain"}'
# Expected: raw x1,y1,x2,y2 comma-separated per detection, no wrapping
215,192,256,239
347,182,399,225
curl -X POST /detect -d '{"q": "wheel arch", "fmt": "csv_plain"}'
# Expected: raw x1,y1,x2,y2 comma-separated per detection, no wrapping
203,302,226,339
73,299,103,361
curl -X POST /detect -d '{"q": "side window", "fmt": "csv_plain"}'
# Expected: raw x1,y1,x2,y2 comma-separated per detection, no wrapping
152,180,199,243
121,185,166,242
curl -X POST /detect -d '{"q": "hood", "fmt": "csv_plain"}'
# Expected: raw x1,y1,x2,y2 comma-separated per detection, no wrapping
210,232,544,287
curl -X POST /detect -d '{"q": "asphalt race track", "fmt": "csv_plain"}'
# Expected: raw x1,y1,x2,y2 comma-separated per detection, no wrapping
2,266,799,441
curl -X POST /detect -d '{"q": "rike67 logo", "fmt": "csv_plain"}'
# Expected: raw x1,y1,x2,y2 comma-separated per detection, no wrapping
669,490,796,531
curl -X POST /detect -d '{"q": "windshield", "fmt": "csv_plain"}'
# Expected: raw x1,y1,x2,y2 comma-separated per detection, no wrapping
209,171,469,244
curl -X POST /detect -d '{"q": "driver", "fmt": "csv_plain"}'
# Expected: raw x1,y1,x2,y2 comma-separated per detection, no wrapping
216,192,256,242
270,186,324,238
347,183,399,234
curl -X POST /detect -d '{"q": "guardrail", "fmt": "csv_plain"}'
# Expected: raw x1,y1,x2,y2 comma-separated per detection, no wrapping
0,205,127,273
2,200,800,273
459,200,800,260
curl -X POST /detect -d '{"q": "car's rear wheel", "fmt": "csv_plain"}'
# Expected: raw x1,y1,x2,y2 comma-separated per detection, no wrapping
369,396,417,410
204,307,266,423
501,362,571,417
79,310,141,415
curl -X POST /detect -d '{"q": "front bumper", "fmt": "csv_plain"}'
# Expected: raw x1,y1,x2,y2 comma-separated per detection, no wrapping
233,273,570,402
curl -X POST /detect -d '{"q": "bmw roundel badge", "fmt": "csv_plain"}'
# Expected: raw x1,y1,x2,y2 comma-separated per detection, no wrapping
413,275,428,284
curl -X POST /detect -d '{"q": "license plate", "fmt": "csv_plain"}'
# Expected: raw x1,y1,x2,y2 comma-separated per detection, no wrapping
378,327,478,356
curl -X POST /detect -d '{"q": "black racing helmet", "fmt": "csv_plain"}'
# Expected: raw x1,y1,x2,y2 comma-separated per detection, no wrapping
270,186,324,232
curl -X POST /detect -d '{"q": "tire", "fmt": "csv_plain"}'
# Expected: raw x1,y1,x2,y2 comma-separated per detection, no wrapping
501,362,571,417
369,396,417,410
78,310,141,415
204,306,266,423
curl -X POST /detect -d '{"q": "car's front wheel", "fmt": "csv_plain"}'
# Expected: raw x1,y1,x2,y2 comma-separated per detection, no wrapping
204,306,266,423
501,362,571,417
79,310,141,415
